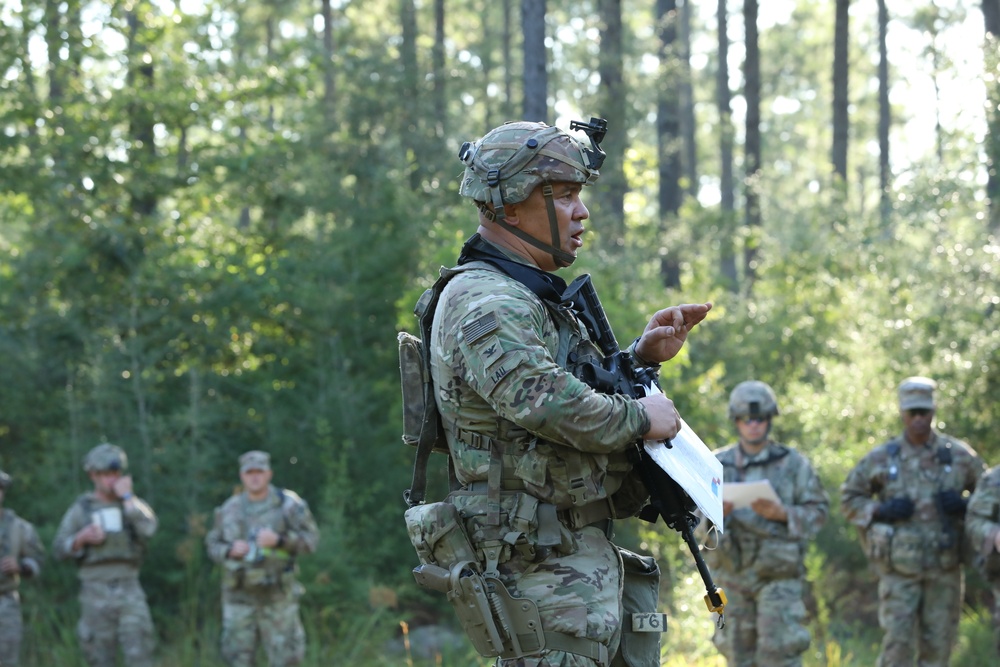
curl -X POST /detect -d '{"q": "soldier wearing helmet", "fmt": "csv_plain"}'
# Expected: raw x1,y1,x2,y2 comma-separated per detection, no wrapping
841,377,984,667
52,443,158,667
0,469,45,666
411,118,712,666
701,380,828,667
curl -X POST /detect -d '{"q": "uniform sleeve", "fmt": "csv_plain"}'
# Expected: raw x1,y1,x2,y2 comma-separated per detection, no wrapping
124,496,158,540
282,496,319,556
204,506,231,564
785,456,829,540
840,453,882,529
16,519,45,577
966,469,1000,560
52,502,87,561
439,275,648,454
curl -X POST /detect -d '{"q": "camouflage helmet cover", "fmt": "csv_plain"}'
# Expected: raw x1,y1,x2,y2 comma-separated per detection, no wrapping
728,380,780,420
458,121,598,207
84,443,128,472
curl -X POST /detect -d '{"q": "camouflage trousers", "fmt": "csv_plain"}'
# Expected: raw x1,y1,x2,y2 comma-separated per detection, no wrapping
494,526,622,667
876,569,962,667
220,584,306,667
711,578,810,667
77,577,156,667
0,591,23,666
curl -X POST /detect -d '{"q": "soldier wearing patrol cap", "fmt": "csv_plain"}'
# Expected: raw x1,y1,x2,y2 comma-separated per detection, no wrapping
205,450,319,667
406,118,713,666
52,442,158,667
0,469,45,666
701,381,828,667
841,377,985,667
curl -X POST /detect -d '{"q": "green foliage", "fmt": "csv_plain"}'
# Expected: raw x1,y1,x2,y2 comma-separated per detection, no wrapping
1,0,999,663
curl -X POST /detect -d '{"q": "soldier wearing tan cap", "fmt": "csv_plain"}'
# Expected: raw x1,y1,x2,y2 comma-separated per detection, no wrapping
841,377,984,667
205,451,319,667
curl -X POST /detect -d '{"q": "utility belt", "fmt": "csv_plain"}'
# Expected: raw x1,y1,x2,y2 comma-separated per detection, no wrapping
463,481,614,535
223,560,295,591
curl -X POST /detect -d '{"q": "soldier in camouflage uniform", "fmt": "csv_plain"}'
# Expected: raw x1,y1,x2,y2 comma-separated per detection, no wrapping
963,465,1000,657
422,119,712,666
0,469,45,666
702,381,828,667
52,443,158,667
841,377,984,667
205,450,319,667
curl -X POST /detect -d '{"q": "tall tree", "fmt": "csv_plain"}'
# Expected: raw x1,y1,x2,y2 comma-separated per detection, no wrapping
522,0,547,120
986,0,1000,232
717,0,738,289
321,0,336,123
432,0,446,137
743,0,761,287
878,0,891,230
679,0,698,197
832,0,850,181
596,0,627,250
656,0,682,287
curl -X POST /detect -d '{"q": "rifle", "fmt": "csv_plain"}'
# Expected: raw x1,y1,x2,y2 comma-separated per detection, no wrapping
562,275,727,627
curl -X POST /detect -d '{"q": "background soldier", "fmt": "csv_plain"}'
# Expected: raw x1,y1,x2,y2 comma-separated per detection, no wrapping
841,376,984,667
205,450,319,667
0,469,45,666
419,119,711,666
52,442,158,667
964,464,1000,657
703,381,828,667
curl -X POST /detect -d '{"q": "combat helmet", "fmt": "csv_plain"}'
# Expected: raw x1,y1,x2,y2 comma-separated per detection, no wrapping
84,443,128,472
458,118,607,267
727,380,780,420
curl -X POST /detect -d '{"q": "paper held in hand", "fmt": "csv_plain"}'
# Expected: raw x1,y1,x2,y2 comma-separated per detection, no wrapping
723,479,782,510
641,386,724,533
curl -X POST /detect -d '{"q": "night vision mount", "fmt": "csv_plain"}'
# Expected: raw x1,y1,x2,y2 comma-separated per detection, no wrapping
569,117,608,171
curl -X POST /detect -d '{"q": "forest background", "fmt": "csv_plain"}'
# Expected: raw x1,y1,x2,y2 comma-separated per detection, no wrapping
1,0,999,664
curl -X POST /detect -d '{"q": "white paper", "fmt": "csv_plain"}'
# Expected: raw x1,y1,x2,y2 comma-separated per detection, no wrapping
92,507,123,532
723,479,782,510
641,385,724,533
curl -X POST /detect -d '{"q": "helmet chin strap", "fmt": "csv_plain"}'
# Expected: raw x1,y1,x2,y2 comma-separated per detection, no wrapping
480,183,576,268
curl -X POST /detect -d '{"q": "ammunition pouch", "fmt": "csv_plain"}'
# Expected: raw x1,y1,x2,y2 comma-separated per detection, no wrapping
404,501,480,568
613,548,667,667
398,332,449,455
865,523,960,576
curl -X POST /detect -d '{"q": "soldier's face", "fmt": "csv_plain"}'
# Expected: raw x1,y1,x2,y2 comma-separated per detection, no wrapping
735,416,770,447
510,182,589,271
90,470,121,496
240,467,272,495
901,407,934,441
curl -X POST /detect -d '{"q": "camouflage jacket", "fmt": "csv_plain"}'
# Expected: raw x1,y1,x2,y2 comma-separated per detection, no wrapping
965,465,1000,583
840,430,984,574
52,492,157,581
429,240,650,518
0,508,45,595
205,485,318,592
702,441,828,588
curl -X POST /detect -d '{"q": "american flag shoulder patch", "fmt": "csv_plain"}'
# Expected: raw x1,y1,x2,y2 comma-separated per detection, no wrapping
462,312,499,344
